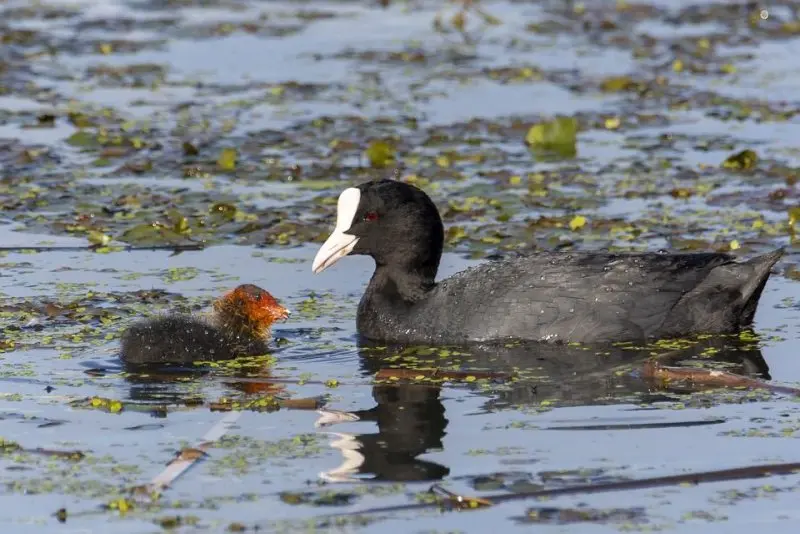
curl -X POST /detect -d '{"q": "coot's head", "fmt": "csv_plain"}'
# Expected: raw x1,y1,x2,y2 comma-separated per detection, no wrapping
215,284,290,336
312,180,444,278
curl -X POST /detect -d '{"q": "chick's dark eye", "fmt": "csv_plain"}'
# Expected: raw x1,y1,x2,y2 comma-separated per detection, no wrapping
363,211,379,222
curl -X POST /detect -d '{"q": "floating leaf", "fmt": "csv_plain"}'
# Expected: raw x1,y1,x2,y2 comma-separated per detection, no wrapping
217,147,238,171
164,209,191,234
788,207,800,228
569,215,587,231
446,226,468,245
36,114,56,127
122,159,153,174
365,140,396,168
435,154,452,168
183,141,199,156
599,76,637,92
451,11,466,32
65,131,97,147
721,149,757,170
669,188,693,199
119,223,186,246
672,238,711,250
87,231,110,246
108,497,132,514
525,117,578,159
210,202,238,223
100,147,130,158
67,112,94,128
476,8,502,25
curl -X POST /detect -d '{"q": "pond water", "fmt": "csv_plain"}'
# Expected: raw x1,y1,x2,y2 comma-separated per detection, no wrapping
2,0,800,532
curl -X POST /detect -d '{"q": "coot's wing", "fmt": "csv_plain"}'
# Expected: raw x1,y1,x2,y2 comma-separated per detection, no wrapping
423,252,733,343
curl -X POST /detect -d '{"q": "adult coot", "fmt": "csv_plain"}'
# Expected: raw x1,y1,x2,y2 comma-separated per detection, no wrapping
120,284,289,365
312,179,782,344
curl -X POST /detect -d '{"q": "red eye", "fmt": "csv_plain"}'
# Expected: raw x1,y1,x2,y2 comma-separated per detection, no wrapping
363,211,379,222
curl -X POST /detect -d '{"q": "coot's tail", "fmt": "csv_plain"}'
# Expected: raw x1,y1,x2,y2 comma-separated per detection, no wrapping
737,248,784,326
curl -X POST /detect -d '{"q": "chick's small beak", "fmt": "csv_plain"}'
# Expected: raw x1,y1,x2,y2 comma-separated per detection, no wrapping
275,306,291,322
312,230,359,274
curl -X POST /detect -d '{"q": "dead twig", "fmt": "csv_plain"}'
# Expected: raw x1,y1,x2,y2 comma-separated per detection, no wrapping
130,410,242,503
0,243,205,253
296,461,800,520
643,360,800,396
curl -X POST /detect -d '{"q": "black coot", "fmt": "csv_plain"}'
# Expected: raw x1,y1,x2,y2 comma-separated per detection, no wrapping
120,284,290,365
312,179,782,345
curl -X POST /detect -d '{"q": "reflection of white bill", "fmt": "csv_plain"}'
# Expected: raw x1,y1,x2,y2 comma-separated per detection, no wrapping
314,408,360,428
318,432,365,483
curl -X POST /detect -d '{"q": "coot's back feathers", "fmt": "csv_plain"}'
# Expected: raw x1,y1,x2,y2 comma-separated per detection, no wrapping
359,249,781,344
312,179,782,345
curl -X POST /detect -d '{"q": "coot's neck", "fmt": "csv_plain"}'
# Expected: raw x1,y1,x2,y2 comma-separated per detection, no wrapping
368,260,438,304
366,193,444,304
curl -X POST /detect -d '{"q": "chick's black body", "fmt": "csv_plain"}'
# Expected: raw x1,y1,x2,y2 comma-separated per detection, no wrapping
120,315,269,366
119,284,287,366
321,180,783,345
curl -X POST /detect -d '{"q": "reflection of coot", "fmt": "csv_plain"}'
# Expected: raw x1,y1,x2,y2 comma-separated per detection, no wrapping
345,384,450,481
359,335,771,409
120,284,289,365
312,179,782,345
323,335,772,483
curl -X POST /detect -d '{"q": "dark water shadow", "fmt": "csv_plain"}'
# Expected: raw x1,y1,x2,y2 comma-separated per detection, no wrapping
316,335,770,483
82,333,772,483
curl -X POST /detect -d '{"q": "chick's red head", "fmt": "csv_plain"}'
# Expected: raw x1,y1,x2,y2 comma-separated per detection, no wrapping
216,284,290,327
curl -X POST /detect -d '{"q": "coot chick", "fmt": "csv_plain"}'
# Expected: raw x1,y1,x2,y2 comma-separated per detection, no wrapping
120,284,289,365
312,179,783,345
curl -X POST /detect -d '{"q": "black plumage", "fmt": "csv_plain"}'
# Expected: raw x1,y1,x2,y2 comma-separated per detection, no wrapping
120,315,270,365
313,179,782,345
120,284,288,365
